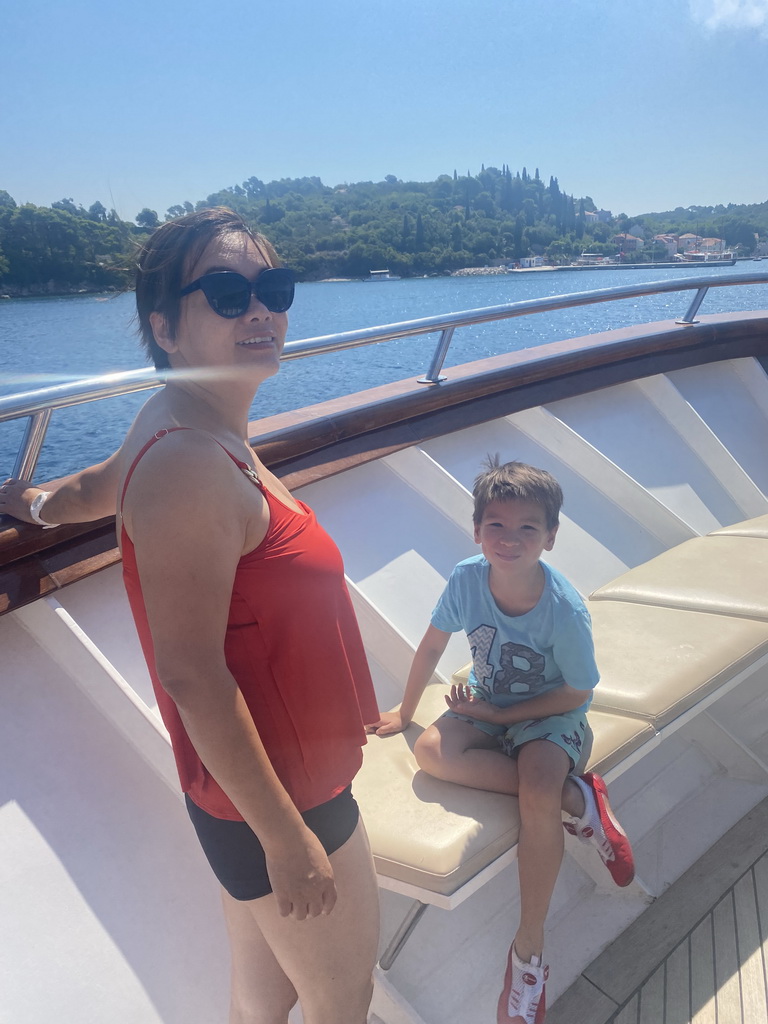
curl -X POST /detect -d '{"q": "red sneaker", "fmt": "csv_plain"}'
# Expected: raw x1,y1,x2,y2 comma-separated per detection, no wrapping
570,772,635,887
497,944,548,1024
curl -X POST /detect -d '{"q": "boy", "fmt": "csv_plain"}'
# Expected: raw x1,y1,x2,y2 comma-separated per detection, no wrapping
368,458,634,1024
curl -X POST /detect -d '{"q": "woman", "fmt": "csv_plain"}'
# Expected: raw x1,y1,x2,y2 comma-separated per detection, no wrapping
0,209,381,1024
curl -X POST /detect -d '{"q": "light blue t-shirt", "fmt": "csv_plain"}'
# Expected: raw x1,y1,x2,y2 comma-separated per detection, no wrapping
431,555,598,713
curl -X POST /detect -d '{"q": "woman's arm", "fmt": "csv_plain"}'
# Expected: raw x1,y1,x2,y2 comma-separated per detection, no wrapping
126,433,336,920
367,623,451,736
1,451,121,525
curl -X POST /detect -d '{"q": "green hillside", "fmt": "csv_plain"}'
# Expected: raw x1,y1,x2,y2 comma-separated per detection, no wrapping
1,169,766,294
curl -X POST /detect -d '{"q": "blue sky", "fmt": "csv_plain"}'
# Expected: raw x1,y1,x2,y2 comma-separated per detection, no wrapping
2,0,766,222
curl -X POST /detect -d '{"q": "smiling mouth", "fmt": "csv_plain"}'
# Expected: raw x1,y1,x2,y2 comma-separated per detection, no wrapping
236,336,276,348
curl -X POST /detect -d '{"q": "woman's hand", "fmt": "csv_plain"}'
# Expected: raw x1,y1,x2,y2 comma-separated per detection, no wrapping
365,710,408,736
0,479,45,524
444,683,501,723
265,827,337,920
1,452,121,527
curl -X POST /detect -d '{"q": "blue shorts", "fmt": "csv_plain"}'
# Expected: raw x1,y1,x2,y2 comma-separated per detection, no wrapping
442,708,592,772
502,713,592,773
185,785,359,901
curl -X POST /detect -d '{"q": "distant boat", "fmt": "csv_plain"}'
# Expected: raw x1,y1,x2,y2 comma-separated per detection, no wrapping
675,250,735,263
575,252,614,266
368,268,401,281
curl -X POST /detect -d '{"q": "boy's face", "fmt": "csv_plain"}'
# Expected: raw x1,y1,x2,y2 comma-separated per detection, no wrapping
474,498,558,576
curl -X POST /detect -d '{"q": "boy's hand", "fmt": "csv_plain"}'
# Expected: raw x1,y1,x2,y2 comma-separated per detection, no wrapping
445,683,501,723
365,710,409,736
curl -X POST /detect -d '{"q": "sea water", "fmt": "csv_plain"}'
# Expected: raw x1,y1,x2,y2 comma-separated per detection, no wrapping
1,264,767,481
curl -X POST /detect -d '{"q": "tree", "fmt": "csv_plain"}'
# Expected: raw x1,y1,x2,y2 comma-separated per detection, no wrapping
474,192,496,217
513,215,525,258
400,213,412,251
136,208,160,229
434,175,453,200
471,231,497,256
414,212,425,252
52,198,80,216
88,201,107,222
242,177,266,199
722,219,759,250
261,198,285,224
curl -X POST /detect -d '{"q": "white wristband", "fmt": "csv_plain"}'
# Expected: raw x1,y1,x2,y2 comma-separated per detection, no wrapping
29,491,61,529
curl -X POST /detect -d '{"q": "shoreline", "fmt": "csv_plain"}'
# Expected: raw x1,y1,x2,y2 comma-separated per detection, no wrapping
1,260,744,299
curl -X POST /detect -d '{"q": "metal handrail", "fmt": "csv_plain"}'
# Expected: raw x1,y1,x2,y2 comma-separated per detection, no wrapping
2,272,768,480
280,272,768,371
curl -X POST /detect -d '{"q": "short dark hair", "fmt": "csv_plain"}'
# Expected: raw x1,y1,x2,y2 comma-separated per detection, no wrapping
472,456,563,530
134,207,281,370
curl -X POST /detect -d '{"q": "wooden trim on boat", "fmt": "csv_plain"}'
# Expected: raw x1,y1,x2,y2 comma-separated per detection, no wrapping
1,311,766,616
0,521,118,615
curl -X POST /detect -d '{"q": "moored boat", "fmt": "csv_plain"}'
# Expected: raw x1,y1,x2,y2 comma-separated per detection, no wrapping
2,273,768,1023
368,269,401,281
675,250,736,264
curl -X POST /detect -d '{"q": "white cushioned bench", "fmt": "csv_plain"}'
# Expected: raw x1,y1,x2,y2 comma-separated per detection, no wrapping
356,685,653,903
587,516,768,726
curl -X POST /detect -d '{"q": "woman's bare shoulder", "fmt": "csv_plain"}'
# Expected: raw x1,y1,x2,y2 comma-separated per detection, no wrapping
126,427,238,491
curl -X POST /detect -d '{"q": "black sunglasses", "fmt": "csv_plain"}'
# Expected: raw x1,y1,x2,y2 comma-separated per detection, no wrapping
180,268,295,318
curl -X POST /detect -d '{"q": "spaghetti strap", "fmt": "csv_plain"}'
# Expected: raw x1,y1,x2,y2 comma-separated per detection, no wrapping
119,427,262,513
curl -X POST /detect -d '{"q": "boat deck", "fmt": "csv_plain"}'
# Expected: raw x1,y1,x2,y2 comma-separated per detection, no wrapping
549,795,768,1024
2,299,768,1024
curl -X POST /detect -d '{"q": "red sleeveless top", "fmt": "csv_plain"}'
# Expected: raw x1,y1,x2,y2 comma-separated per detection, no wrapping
120,429,379,819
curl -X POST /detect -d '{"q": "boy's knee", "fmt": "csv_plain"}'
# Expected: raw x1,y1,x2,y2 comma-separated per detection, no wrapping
414,728,440,770
517,744,569,808
518,775,563,811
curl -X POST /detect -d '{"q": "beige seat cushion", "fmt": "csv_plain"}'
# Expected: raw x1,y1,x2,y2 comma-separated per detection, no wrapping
709,515,768,539
590,536,768,620
589,601,768,729
586,710,656,775
356,681,652,896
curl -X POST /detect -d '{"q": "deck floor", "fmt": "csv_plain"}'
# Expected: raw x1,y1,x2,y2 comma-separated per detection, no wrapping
548,796,768,1024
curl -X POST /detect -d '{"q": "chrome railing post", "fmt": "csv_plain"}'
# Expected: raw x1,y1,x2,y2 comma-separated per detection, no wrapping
12,409,52,480
677,286,709,325
418,327,455,384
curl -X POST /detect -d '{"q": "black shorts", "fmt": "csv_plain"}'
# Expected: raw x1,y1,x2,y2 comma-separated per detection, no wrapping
185,786,360,901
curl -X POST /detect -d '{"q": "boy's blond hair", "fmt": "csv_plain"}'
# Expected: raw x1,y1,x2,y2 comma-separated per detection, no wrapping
472,456,563,530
